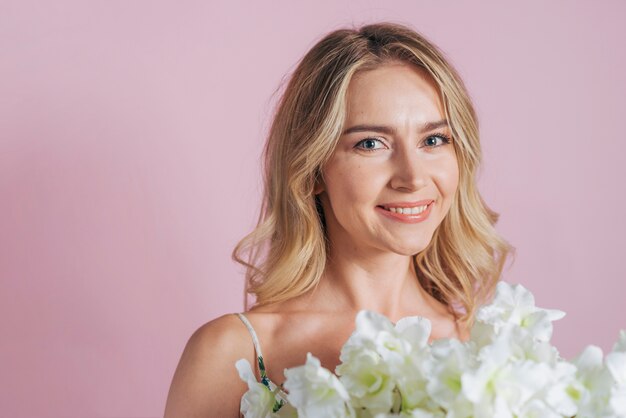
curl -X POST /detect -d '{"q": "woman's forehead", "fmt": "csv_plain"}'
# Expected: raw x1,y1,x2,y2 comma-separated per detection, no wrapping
345,63,445,126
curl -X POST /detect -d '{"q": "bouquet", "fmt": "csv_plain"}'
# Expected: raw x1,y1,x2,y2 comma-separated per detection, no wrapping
236,282,626,418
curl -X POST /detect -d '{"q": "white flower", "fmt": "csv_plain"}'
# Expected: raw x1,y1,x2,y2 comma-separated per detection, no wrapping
394,315,432,349
515,399,562,418
542,361,579,417
396,376,434,413
606,351,626,386
372,408,441,418
336,348,395,413
609,384,626,418
461,327,561,418
236,359,283,418
482,326,576,417
338,310,433,414
606,344,626,416
345,311,431,359
345,311,431,373
574,328,626,418
468,320,497,351
284,352,354,418
571,345,613,418
425,338,474,412
613,330,626,353
235,285,626,418
476,282,565,342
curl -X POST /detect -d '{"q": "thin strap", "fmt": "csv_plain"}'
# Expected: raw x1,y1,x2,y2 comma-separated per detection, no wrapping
236,313,264,358
235,313,274,390
235,313,287,411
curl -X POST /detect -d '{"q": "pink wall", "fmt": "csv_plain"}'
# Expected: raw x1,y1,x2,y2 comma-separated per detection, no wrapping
1,1,624,416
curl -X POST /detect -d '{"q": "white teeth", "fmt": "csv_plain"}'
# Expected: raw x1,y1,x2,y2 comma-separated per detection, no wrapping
385,205,428,215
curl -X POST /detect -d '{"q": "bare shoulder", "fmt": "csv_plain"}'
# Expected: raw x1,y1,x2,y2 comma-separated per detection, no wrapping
164,313,254,418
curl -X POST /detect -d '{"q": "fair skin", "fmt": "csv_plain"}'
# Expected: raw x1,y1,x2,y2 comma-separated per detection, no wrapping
164,62,469,417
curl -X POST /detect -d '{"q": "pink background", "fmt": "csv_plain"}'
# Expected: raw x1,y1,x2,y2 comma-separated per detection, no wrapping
1,1,625,416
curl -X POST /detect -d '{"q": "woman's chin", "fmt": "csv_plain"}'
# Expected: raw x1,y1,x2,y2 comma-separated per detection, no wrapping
388,233,435,255
387,241,431,257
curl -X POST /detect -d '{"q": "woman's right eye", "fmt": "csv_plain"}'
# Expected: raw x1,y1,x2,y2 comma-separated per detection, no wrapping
354,137,385,152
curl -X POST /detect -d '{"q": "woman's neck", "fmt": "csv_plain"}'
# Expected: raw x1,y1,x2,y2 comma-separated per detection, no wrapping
304,249,445,323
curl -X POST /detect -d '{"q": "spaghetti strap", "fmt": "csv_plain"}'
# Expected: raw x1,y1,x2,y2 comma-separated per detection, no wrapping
236,312,265,358
235,312,284,394
235,313,289,410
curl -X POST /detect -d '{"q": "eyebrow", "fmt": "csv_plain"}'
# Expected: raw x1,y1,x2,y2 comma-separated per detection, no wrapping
342,119,449,135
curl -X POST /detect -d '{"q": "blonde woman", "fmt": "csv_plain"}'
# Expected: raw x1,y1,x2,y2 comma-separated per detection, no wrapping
164,22,513,417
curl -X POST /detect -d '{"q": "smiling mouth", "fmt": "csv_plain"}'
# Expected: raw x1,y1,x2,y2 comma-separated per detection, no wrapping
375,202,433,224
378,204,429,215
376,200,433,214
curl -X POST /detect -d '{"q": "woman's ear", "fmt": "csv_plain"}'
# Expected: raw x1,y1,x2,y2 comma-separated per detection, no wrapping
313,170,325,195
314,182,325,195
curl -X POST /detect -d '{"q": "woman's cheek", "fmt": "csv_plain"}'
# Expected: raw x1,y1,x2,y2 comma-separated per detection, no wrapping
433,154,459,188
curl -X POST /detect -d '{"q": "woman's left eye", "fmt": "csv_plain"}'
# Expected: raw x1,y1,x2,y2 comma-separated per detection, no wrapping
354,137,385,152
423,134,452,147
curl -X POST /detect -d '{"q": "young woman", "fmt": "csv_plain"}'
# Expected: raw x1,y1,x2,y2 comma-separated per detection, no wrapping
164,22,513,417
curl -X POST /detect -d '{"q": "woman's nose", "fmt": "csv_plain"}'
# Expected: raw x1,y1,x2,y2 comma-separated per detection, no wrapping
389,149,427,192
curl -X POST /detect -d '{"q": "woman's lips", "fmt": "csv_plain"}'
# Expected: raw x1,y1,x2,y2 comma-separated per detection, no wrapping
375,201,434,224
378,199,434,208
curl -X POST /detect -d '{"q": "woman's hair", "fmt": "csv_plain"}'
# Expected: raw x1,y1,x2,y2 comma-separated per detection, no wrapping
232,22,515,324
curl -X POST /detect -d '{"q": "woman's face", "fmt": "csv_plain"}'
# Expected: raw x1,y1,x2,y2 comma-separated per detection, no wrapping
317,62,459,256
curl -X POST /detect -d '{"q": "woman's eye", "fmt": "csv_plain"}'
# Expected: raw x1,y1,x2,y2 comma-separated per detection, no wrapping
355,138,385,151
423,134,452,148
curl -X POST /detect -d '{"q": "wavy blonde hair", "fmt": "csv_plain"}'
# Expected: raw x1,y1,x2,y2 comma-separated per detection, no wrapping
232,22,515,324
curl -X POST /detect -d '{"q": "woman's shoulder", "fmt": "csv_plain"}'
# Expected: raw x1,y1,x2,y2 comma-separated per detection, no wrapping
194,312,252,341
164,313,254,417
191,312,267,369
182,313,257,359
